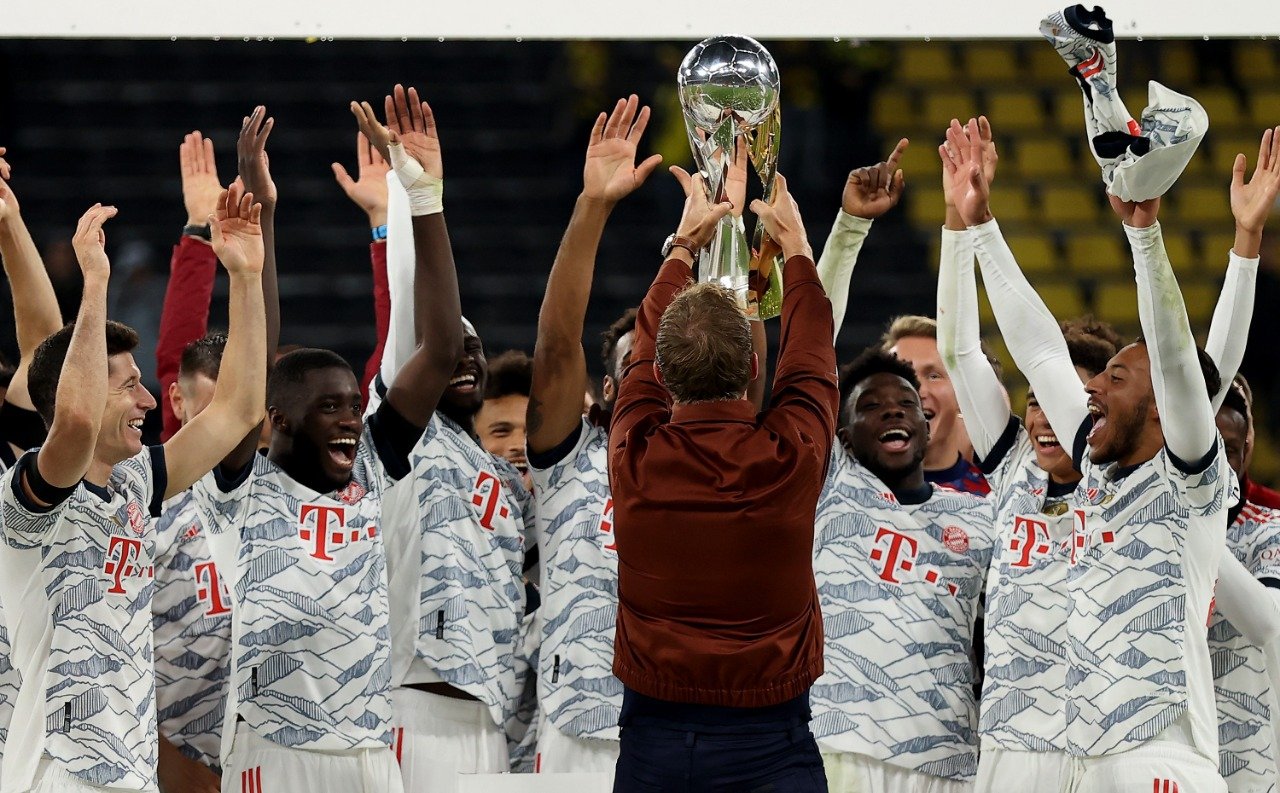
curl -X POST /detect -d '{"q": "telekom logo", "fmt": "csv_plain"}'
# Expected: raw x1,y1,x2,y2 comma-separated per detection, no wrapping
103,536,152,595
598,497,616,553
471,471,509,531
297,504,377,562
195,561,231,616
870,527,918,585
1009,516,1051,569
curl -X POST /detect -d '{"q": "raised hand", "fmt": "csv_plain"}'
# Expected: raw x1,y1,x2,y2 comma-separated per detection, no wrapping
844,137,908,219
1231,125,1280,237
210,182,264,275
749,173,812,260
387,84,443,178
670,166,734,251
582,94,663,206
941,117,996,210
0,147,17,222
332,132,390,227
180,131,222,227
72,203,118,279
940,117,994,227
237,106,276,209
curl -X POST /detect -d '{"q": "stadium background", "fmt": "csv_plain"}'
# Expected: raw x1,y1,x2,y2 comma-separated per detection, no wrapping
0,37,1275,483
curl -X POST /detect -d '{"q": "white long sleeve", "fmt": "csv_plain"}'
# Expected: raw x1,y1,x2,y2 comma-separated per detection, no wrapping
364,174,417,417
1215,552,1280,646
816,210,872,341
1205,250,1258,412
971,219,1090,446
936,227,1009,459
1126,223,1217,464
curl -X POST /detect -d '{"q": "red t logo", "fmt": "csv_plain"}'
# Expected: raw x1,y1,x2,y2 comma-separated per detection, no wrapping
471,471,509,531
870,527,918,585
598,497,615,552
103,536,147,594
1070,508,1087,565
1010,516,1051,569
195,561,231,616
298,504,348,562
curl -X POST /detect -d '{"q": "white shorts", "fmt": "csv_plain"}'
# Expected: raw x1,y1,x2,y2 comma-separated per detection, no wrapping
1065,742,1226,793
24,758,158,793
975,747,1069,793
391,687,507,793
220,722,403,793
533,715,617,777
821,752,973,793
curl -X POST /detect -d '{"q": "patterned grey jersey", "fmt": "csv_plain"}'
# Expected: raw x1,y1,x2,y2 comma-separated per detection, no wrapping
152,491,231,770
529,418,620,740
811,446,995,782
0,455,16,778
0,448,164,792
1212,502,1280,791
190,427,395,753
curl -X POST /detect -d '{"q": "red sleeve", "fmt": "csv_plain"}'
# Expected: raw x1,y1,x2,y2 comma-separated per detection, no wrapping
764,255,839,463
607,258,690,465
156,235,218,441
362,241,390,402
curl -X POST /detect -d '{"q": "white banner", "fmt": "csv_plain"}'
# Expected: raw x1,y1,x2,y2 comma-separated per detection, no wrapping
4,0,1279,39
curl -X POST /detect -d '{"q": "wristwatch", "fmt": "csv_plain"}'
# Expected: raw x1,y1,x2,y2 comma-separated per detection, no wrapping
661,234,700,259
182,223,212,242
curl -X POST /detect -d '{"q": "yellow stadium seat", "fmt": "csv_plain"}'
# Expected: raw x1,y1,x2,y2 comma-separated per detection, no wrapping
1201,231,1239,262
1250,90,1280,127
921,89,980,132
1158,41,1197,86
1009,138,1075,178
1161,230,1199,276
960,44,1020,83
1052,90,1087,135
1094,281,1140,325
1041,283,1087,319
899,43,956,85
1004,231,1058,274
988,90,1047,133
1196,87,1245,131
1064,231,1129,276
908,186,946,227
989,185,1034,225
1172,185,1231,225
872,91,917,135
1040,184,1102,225
1029,46,1071,83
926,235,941,272
1182,282,1219,325
897,139,939,184
1209,133,1258,176
978,285,995,324
1234,41,1279,85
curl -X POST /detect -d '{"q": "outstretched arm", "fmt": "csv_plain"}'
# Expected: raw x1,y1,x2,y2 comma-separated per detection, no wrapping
163,184,267,498
354,85,459,428
27,205,114,495
1216,553,1280,646
528,96,661,453
0,149,64,412
816,138,907,339
951,118,1089,444
1206,126,1280,409
157,132,221,440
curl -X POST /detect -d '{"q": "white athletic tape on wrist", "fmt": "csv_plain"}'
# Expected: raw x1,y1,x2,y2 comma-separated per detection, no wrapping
388,141,444,216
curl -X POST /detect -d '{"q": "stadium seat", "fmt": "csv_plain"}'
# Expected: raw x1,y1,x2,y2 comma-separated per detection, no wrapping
1028,45,1071,84
987,89,1047,133
1052,90,1087,137
1195,87,1244,131
1094,282,1140,325
1200,231,1238,264
961,44,1020,83
1182,282,1219,325
921,89,980,132
1003,231,1059,274
1209,132,1259,174
899,43,955,85
1008,138,1075,178
908,186,946,227
1250,90,1280,127
1157,41,1197,86
872,91,918,135
1040,283,1087,319
1234,41,1279,85
1160,230,1199,276
1064,232,1129,276
989,185,1034,225
1040,184,1102,225
1171,185,1231,225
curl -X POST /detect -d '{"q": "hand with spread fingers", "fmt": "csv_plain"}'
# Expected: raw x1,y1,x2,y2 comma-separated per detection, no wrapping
72,203,119,280
582,94,664,207
237,106,276,210
332,132,391,228
940,117,995,228
180,131,223,228
749,173,811,261
844,137,909,220
210,182,265,275
940,116,996,229
1229,125,1280,257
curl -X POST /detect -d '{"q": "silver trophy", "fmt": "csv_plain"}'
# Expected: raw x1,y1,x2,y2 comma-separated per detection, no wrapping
678,35,783,319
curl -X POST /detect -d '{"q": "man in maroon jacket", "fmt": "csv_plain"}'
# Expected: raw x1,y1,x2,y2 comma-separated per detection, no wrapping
608,169,839,792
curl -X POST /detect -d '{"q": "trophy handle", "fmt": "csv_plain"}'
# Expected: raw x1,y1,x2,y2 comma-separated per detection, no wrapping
748,106,784,320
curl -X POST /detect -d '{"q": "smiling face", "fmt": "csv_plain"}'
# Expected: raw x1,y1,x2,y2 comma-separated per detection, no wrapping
842,372,929,483
477,393,531,490
1025,365,1092,481
1084,343,1158,466
270,366,363,492
888,335,963,466
440,331,488,419
97,352,157,464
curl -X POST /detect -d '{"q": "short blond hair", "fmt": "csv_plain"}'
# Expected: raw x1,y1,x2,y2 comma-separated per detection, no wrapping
879,314,937,351
656,282,752,403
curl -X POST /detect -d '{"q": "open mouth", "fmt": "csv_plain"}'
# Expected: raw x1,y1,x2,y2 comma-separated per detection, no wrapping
327,436,358,470
127,418,144,436
1086,402,1106,443
878,427,912,453
1034,432,1061,451
448,373,478,394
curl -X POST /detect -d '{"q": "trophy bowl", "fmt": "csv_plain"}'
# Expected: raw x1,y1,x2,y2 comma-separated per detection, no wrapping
677,36,780,130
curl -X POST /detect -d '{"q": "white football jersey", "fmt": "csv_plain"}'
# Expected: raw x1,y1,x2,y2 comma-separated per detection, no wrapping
0,448,165,792
811,446,995,782
382,413,529,732
190,425,397,756
0,456,18,778
1066,430,1235,759
978,420,1072,753
1212,502,1280,791
528,417,621,741
152,491,231,770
